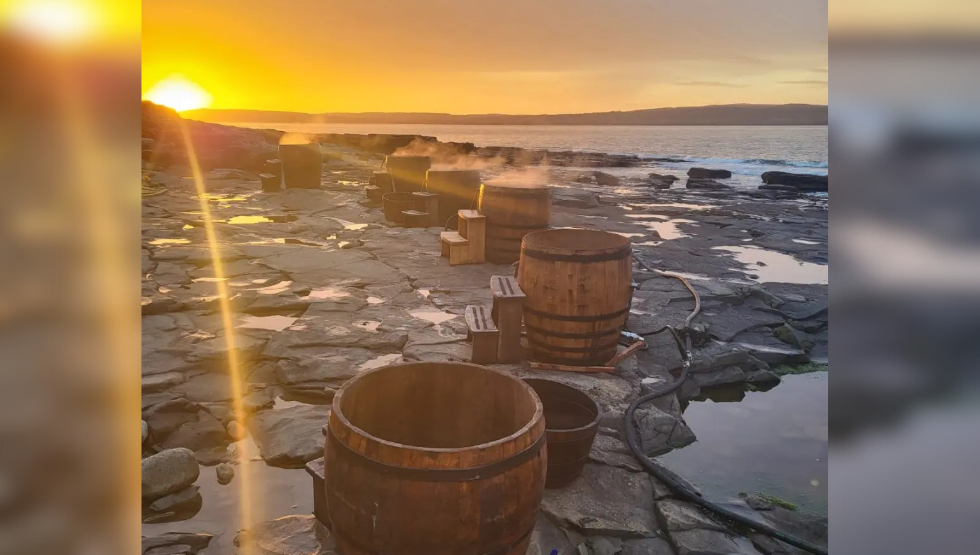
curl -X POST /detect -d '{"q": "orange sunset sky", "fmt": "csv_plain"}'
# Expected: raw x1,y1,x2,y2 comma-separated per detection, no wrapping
142,0,828,114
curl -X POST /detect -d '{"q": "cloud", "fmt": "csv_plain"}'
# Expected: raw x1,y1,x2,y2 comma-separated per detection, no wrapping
676,81,747,88
780,80,829,86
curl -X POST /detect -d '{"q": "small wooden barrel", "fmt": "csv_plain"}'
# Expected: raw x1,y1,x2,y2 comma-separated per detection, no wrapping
324,362,546,555
279,144,322,189
385,156,430,193
382,192,416,224
518,229,632,366
478,183,551,264
425,169,481,225
523,379,601,488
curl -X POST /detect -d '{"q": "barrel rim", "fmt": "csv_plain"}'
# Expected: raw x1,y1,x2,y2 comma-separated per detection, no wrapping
381,192,417,202
522,378,602,436
330,361,545,457
521,228,631,261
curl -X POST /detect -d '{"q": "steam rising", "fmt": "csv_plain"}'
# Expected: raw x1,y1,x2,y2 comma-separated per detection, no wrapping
393,138,505,170
279,132,316,145
485,167,551,188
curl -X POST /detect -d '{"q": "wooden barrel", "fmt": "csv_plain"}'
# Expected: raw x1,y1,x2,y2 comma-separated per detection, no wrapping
518,229,632,366
279,144,322,189
425,169,481,226
324,362,546,555
382,192,416,224
523,379,601,488
478,183,551,264
385,156,430,193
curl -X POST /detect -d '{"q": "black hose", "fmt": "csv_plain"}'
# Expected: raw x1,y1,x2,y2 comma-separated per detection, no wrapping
625,326,828,555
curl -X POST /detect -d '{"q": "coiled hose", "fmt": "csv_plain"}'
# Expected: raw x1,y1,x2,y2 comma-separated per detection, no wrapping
626,263,828,555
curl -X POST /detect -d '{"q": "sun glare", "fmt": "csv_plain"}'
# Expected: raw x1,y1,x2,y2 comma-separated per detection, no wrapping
144,76,212,112
5,0,99,45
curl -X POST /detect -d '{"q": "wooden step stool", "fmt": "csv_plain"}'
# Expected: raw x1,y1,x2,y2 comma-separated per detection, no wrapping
412,192,441,227
365,185,383,203
458,210,486,263
402,210,430,228
465,305,499,364
490,275,526,363
440,231,470,265
304,457,330,529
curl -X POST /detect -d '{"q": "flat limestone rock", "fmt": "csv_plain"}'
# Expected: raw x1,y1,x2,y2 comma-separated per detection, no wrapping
247,405,331,468
541,463,659,538
235,514,335,555
655,499,726,532
668,528,760,555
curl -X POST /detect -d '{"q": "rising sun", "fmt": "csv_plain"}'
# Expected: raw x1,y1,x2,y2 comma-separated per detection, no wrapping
144,75,212,112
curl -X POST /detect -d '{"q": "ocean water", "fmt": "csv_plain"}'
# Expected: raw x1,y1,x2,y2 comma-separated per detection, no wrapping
228,122,828,188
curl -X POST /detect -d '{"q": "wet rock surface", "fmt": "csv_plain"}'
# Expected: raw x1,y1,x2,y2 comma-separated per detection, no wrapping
142,109,827,554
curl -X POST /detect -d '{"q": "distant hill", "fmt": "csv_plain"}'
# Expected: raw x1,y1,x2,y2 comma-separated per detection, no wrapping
185,104,827,126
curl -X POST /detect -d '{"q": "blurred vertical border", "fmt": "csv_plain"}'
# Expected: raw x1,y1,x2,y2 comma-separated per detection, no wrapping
831,1,980,553
0,1,140,554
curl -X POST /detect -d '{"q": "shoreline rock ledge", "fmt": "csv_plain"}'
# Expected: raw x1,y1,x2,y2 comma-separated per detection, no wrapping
761,171,828,192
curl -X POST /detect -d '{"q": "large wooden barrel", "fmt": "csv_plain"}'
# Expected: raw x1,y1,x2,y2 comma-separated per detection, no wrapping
324,362,546,555
518,229,632,366
478,183,551,264
425,169,481,226
523,379,601,488
385,156,430,193
279,143,322,189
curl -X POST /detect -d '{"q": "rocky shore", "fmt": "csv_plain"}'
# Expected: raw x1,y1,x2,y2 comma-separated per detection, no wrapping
141,105,827,555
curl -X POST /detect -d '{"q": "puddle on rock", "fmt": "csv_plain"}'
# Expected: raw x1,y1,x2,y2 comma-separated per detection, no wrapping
192,277,227,283
614,232,645,238
141,435,312,553
657,372,828,514
254,281,293,295
366,296,385,304
633,240,663,247
713,246,828,285
307,287,351,300
417,289,431,299
630,202,713,211
409,308,457,325
631,218,697,240
359,353,402,371
353,320,381,332
792,238,821,245
228,215,274,225
238,315,298,331
149,238,191,246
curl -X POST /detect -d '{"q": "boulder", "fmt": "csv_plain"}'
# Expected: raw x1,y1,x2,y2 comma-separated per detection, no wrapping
216,463,235,485
141,447,200,500
687,167,731,179
593,171,621,186
761,171,828,192
647,173,678,189
686,178,730,190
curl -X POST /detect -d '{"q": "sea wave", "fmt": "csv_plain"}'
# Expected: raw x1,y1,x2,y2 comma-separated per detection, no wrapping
676,156,828,169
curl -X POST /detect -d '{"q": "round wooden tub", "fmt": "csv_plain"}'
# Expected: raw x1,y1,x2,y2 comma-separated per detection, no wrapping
324,362,547,555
